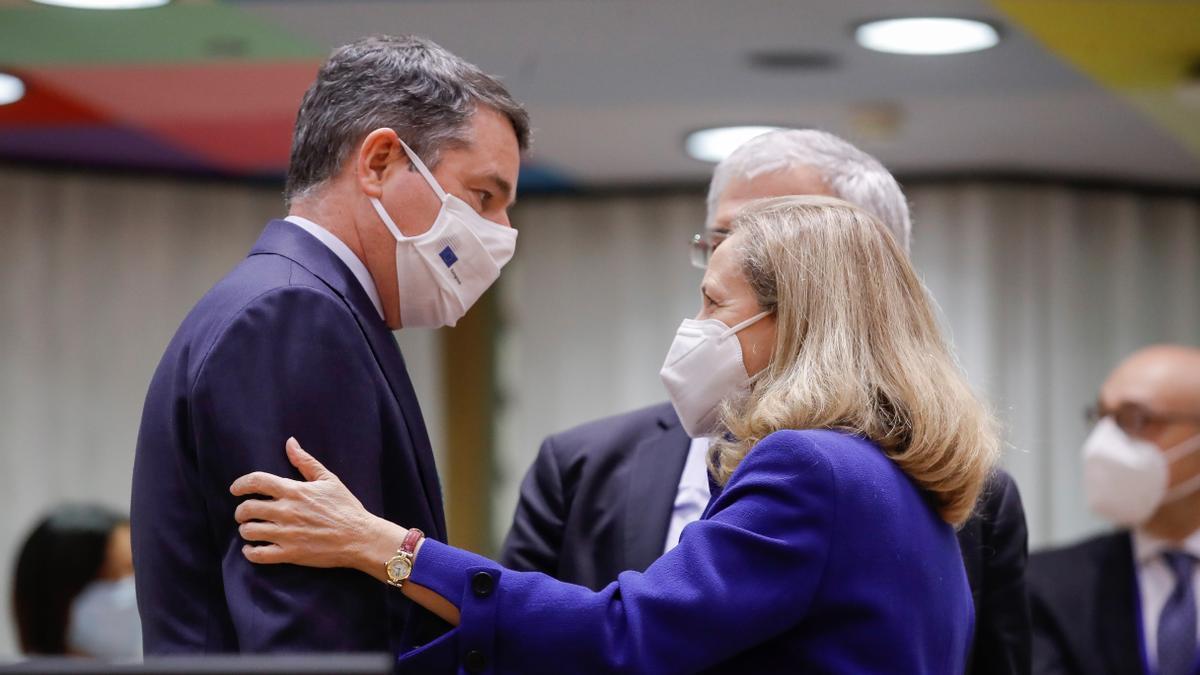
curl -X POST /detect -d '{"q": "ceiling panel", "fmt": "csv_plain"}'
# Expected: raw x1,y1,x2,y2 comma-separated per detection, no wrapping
27,61,318,122
0,1,323,66
0,0,1196,187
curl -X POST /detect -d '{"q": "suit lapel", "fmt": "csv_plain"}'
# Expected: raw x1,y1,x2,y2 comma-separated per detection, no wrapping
359,320,447,541
1097,532,1147,675
249,220,447,541
623,407,691,573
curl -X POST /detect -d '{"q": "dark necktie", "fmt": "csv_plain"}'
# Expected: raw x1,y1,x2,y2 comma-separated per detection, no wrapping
1158,550,1198,675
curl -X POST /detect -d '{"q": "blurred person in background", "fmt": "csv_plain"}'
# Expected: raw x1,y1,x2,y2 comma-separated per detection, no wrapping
131,34,528,654
12,504,139,659
1030,345,1200,675
231,195,999,673
500,128,1031,675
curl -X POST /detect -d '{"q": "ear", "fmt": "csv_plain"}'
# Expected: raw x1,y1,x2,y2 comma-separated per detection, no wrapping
355,128,406,198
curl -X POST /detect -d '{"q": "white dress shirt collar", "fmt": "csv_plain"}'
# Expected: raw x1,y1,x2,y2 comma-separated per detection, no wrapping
1133,527,1200,564
663,436,712,554
1133,526,1200,670
284,216,385,321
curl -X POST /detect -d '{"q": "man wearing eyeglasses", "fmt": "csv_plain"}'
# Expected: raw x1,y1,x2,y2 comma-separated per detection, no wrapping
1030,345,1200,675
501,129,1031,675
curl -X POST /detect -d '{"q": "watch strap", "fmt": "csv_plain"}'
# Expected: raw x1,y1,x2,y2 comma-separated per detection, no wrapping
401,528,424,556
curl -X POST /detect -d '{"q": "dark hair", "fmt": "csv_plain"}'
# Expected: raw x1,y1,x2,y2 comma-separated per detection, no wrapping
11,504,127,654
285,34,531,205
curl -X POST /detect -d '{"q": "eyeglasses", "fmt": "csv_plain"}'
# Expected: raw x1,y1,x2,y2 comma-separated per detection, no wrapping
1085,402,1200,437
689,230,730,269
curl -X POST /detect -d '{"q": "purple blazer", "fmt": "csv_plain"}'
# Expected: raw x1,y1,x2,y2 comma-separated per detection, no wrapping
131,220,449,654
398,429,973,674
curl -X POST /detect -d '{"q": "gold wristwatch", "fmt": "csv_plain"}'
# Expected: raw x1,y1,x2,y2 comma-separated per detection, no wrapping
385,528,424,588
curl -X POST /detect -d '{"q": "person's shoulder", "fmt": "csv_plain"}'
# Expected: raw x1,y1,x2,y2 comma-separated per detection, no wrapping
983,467,1018,495
187,250,340,330
1030,530,1128,569
1029,530,1129,592
748,429,886,472
970,467,1026,531
729,429,883,489
185,264,356,377
734,430,927,510
541,402,679,461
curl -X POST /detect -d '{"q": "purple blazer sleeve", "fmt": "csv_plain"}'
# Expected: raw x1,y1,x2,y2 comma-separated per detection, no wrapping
400,431,837,673
188,286,392,651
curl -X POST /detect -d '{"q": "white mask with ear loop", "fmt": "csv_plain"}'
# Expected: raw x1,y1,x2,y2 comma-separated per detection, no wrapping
1083,417,1200,526
66,575,142,659
659,311,773,438
369,138,517,328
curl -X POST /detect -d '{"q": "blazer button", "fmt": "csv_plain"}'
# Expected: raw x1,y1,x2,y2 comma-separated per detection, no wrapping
464,649,487,673
472,571,494,598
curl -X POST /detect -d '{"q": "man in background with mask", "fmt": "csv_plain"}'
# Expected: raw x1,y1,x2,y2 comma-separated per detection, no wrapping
501,128,1031,675
131,35,528,653
1030,345,1200,675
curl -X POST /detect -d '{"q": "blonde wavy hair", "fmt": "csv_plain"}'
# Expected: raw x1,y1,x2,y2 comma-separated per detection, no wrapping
710,196,999,526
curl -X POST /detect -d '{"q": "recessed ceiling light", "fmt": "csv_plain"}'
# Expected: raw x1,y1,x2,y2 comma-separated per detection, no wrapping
31,0,169,9
685,126,781,163
855,17,1000,55
0,73,25,106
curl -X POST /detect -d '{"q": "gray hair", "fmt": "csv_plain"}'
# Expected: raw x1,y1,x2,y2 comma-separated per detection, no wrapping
285,34,530,205
706,129,911,251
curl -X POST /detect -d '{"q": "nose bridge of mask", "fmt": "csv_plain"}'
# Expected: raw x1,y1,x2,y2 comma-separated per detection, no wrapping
662,320,711,367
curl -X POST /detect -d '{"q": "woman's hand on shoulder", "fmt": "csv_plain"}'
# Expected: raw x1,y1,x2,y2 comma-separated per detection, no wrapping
230,438,399,576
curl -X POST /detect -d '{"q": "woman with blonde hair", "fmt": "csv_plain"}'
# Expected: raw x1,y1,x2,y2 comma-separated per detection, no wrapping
230,195,999,674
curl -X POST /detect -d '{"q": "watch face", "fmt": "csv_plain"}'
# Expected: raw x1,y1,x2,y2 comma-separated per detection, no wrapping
387,556,412,582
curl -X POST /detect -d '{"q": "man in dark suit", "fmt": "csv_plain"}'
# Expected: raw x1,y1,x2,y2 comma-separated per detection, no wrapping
131,35,529,653
502,129,1031,675
1029,345,1200,675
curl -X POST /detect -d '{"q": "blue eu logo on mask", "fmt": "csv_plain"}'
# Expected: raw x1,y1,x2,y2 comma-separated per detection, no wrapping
439,246,458,268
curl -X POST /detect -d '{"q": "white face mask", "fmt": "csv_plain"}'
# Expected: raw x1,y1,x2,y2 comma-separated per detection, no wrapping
66,575,142,659
659,311,773,438
1083,417,1200,526
370,139,518,329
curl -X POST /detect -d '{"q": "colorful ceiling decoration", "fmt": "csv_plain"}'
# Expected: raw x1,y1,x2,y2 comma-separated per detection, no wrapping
0,0,1195,188
0,0,322,176
994,0,1200,158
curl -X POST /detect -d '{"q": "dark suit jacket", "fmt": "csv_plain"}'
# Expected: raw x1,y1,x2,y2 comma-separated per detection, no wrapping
1028,531,1149,675
501,401,1032,675
131,220,447,653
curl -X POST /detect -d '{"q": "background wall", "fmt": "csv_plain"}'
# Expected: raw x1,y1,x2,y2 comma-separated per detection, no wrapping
1,165,1197,655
